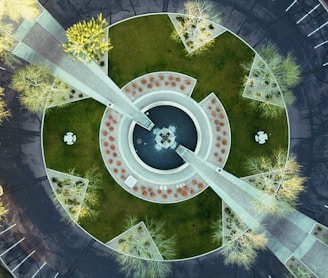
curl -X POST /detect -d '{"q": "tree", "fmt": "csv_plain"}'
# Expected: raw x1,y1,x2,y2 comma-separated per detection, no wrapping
183,0,221,23
78,168,101,221
51,168,101,223
244,149,306,216
0,200,7,222
144,217,176,259
244,149,287,178
112,216,174,278
0,87,11,124
0,49,21,70
0,0,40,23
211,218,223,246
0,23,16,52
211,211,267,270
115,254,171,278
0,23,21,69
252,193,292,216
171,0,221,55
258,44,300,107
120,216,176,260
259,43,300,93
10,64,71,112
241,43,300,118
245,97,285,119
220,228,267,270
62,13,113,63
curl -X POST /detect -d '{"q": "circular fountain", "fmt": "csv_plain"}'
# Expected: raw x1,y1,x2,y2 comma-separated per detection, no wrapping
155,127,176,149
132,104,198,171
100,75,231,203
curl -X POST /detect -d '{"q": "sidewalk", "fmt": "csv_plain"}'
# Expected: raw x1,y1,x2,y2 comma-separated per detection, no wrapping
177,145,328,277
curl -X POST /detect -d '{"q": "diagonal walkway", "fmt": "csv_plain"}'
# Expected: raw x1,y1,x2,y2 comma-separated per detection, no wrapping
11,5,154,130
2,0,328,277
176,145,328,277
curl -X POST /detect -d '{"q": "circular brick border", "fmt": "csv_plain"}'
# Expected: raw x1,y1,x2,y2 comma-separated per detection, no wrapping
100,72,231,203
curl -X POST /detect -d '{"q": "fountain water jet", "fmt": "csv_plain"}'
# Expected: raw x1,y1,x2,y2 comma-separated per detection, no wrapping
154,126,177,149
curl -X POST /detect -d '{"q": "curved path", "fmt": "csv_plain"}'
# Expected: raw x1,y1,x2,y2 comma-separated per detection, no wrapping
0,0,327,277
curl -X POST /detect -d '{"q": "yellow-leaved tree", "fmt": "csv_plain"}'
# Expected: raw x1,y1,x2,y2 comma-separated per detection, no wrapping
62,13,113,63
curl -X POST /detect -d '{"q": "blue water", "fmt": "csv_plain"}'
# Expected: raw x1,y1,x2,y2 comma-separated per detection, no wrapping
133,105,198,170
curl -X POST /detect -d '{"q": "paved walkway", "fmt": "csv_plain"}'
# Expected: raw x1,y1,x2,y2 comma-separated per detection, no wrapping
177,145,328,277
1,0,328,277
13,5,154,130
99,71,231,203
100,72,209,203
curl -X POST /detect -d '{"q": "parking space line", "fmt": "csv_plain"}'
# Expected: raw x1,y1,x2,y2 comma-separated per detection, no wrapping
297,4,321,24
31,261,47,278
323,62,328,66
0,237,25,257
314,40,328,48
308,21,328,36
54,272,59,278
11,250,35,272
286,0,298,12
0,224,16,235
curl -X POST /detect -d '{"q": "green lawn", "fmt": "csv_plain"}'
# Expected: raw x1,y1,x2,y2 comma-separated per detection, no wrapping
108,15,288,177
43,14,288,259
43,99,222,258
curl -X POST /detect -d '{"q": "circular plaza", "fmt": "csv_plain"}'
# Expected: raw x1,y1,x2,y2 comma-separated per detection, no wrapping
100,71,231,203
42,14,289,262
1,1,328,277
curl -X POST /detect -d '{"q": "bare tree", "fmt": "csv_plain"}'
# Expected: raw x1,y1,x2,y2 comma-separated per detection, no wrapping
0,23,21,69
112,216,175,278
0,87,11,124
0,200,7,222
212,209,267,270
10,64,71,112
115,254,171,278
120,216,176,260
0,50,22,70
0,23,16,51
78,168,101,221
145,217,176,259
259,43,300,93
220,229,267,270
252,193,292,216
245,149,306,216
171,0,221,55
241,43,300,118
183,0,221,23
247,99,285,119
0,0,40,23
